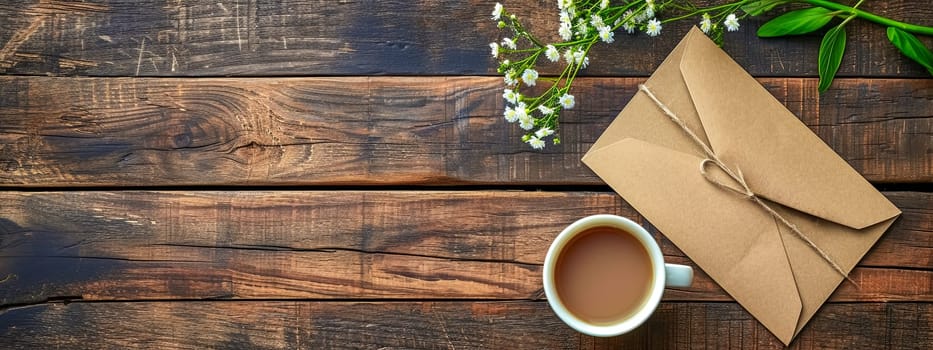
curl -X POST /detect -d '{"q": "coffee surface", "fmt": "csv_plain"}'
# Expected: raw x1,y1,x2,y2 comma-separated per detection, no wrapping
554,226,654,325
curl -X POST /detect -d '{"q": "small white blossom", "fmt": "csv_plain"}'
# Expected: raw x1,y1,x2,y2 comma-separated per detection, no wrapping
646,18,662,37
537,105,554,116
600,0,609,10
700,14,712,34
558,22,573,41
563,49,574,65
503,106,518,123
598,26,614,43
518,115,535,130
559,11,572,26
572,49,587,67
515,102,528,119
504,69,518,86
521,68,539,87
559,93,575,109
492,3,503,21
622,11,636,33
557,0,571,10
503,89,520,105
501,37,517,50
527,136,546,149
545,45,560,62
575,18,589,37
489,42,499,58
724,13,740,32
535,127,555,138
644,1,655,19
590,14,605,29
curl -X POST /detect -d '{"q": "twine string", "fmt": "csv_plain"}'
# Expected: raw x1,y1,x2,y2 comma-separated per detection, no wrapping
637,84,856,285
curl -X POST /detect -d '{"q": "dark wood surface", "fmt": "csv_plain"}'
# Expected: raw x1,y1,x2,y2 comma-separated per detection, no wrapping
1,1,931,349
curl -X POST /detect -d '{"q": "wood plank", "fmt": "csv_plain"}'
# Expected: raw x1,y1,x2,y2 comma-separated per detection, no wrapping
0,301,928,349
1,77,930,186
1,191,928,305
0,1,931,77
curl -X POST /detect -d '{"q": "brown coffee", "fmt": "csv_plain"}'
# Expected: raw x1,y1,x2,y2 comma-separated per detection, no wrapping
554,226,654,325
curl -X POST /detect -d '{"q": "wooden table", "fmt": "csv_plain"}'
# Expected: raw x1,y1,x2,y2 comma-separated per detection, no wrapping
0,1,930,348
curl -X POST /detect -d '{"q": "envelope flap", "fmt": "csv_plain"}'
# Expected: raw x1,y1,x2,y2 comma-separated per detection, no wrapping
677,28,901,229
590,27,710,160
582,138,803,343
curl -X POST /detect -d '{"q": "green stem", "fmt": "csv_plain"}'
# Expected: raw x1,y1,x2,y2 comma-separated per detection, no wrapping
662,0,751,23
801,0,933,36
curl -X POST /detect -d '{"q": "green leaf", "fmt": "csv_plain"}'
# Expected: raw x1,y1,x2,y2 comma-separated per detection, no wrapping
757,7,835,37
742,0,790,16
818,24,847,92
886,27,933,76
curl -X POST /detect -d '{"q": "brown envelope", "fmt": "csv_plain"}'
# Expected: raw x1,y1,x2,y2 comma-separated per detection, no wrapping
581,27,901,345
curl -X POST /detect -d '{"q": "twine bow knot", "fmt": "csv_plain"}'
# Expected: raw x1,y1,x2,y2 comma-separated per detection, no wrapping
637,84,855,285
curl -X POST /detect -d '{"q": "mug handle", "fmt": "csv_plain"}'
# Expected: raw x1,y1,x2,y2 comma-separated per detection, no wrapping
664,264,694,287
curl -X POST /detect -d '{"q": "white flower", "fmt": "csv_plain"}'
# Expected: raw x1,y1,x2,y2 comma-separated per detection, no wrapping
563,49,574,65
503,89,520,105
537,105,554,116
503,106,518,123
644,1,655,19
557,0,572,10
489,42,499,58
558,22,573,41
535,127,555,138
646,18,662,37
518,115,535,130
527,136,546,149
598,26,614,43
559,11,571,25
545,45,560,62
501,37,517,50
492,3,503,21
700,14,712,34
590,14,605,29
724,13,740,32
575,19,589,37
572,49,587,66
600,0,609,10
521,68,539,87
504,69,517,86
559,93,575,109
515,102,529,120
622,11,636,33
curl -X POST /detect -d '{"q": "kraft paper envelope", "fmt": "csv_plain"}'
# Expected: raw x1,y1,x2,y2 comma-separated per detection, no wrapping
582,27,901,345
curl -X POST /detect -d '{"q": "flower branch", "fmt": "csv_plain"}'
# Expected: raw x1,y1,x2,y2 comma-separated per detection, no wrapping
490,0,933,149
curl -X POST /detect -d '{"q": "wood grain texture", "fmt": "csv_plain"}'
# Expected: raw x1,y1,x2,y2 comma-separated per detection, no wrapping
0,191,928,306
1,76,930,186
0,301,929,349
0,1,931,77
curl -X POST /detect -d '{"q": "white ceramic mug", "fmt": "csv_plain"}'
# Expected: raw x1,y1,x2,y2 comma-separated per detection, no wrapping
543,214,693,337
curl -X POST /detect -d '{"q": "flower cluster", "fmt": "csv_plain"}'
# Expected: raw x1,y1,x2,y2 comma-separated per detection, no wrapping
491,1,933,147
490,0,752,149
